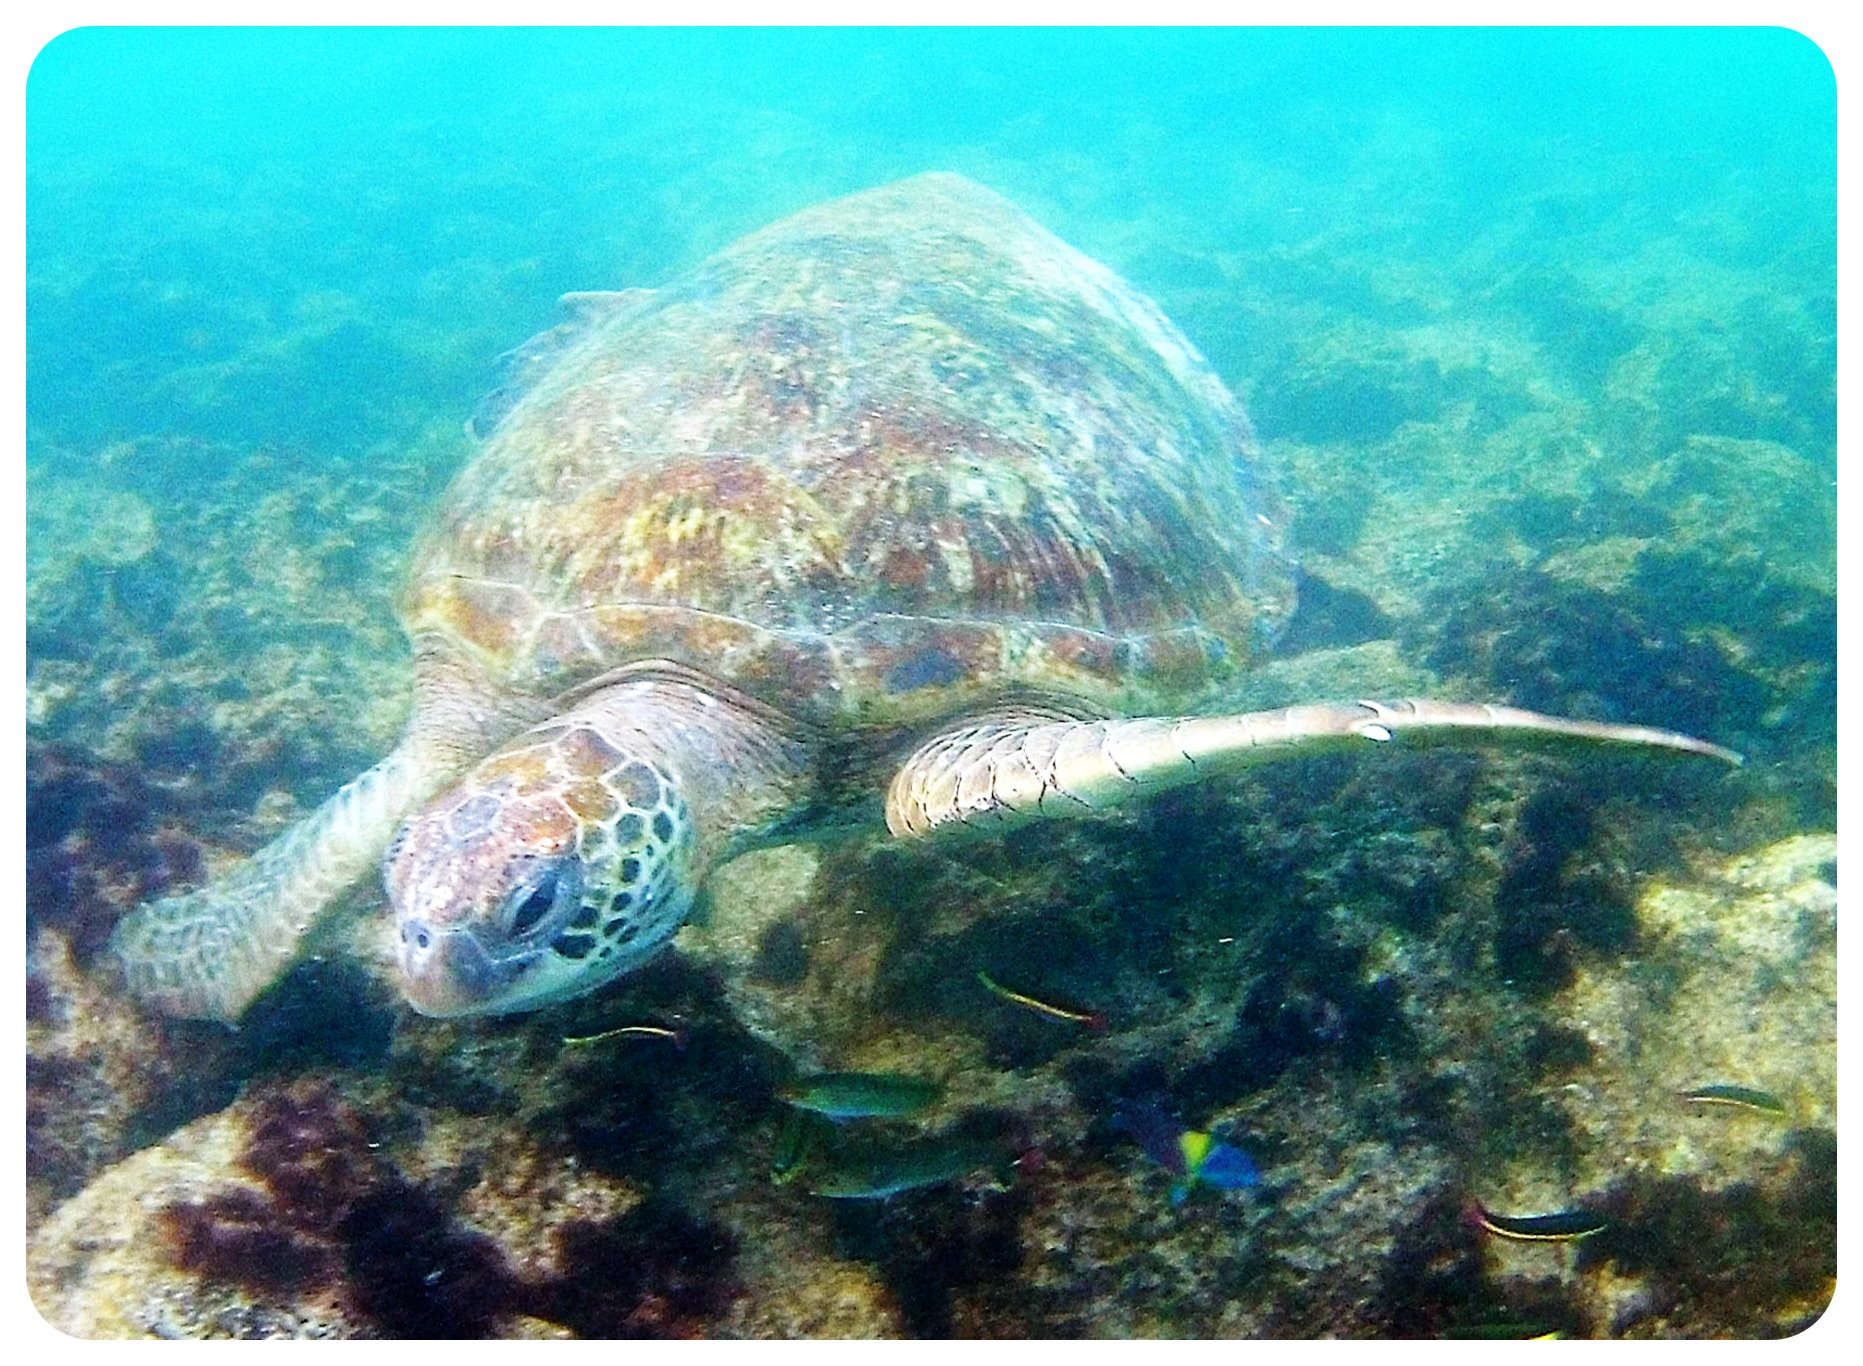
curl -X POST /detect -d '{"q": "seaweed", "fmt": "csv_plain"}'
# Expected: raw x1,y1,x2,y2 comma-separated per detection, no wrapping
750,916,811,986
1273,569,1395,656
1579,1130,1837,1336
153,1077,748,1339
1372,1190,1589,1339
534,1201,740,1339
337,1182,516,1338
161,1188,340,1295
1492,782,1636,996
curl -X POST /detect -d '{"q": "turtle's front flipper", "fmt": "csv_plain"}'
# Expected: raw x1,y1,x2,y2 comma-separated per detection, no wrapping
111,736,457,1024
885,699,1741,838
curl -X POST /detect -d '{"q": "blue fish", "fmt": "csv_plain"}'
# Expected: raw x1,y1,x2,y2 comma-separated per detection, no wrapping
1115,1101,1259,1205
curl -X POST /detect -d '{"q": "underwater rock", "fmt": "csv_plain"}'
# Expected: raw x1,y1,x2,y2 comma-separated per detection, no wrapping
24,481,155,662
1555,833,1836,1148
26,1049,912,1340
677,844,834,1057
28,1098,373,1339
1463,833,1836,1336
27,401,1826,1339
26,923,191,1231
1230,639,1441,713
26,473,160,568
1599,277,1833,463
25,439,431,821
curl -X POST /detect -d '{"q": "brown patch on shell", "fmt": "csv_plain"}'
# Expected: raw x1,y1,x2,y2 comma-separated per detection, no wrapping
530,614,607,682
1043,626,1128,682
561,780,616,822
404,575,536,673
403,174,1297,724
556,727,623,775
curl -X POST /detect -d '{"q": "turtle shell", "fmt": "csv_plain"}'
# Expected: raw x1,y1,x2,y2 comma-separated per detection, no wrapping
403,173,1296,730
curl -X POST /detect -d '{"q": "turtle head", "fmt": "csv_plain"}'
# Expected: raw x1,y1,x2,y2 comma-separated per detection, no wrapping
384,722,698,1017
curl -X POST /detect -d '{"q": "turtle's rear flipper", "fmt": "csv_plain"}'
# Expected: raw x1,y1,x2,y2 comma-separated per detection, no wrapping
883,699,1741,839
111,738,445,1024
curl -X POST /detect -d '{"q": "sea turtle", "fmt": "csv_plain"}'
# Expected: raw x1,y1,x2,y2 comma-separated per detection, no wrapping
110,173,1739,1024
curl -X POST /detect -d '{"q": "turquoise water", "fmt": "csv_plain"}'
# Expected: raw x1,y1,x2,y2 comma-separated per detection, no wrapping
28,28,1834,456
26,28,1836,1340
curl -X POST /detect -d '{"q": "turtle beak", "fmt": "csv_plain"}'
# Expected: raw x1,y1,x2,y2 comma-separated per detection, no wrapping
397,918,531,1018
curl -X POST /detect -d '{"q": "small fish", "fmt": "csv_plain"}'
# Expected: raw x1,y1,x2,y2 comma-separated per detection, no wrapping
770,1110,832,1186
777,1070,944,1120
561,1022,689,1048
1114,1101,1259,1205
806,1134,1011,1200
1680,1084,1788,1117
977,970,1107,1032
1469,1200,1607,1243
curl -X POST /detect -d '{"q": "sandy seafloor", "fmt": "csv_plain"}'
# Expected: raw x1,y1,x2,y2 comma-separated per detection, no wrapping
23,27,1837,1338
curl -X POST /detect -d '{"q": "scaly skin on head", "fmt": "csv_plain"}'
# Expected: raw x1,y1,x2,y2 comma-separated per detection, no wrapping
386,672,808,1017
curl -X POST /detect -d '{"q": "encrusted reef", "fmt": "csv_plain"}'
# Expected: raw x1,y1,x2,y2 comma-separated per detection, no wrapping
26,771,1835,1338
28,1074,892,1339
27,132,1832,1336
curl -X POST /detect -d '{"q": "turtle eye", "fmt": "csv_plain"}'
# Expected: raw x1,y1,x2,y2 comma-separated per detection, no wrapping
506,863,577,938
510,879,554,936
